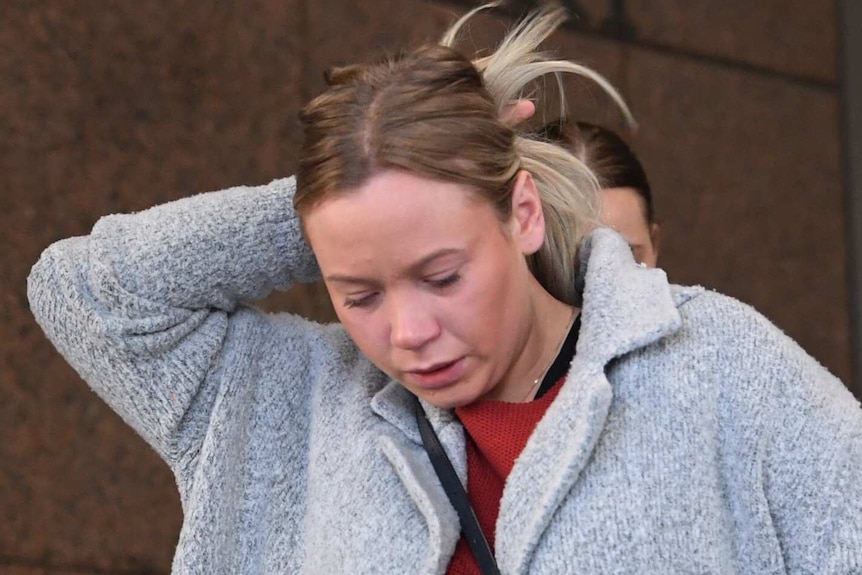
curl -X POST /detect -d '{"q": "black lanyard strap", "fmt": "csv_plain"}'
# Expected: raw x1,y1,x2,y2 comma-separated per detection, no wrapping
415,400,501,575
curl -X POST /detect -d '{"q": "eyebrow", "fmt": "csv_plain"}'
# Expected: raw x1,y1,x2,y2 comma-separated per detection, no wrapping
324,247,464,284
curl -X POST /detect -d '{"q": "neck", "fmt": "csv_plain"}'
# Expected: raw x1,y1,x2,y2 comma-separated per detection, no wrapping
485,278,577,403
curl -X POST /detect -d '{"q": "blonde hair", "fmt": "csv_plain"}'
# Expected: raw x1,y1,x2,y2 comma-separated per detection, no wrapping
296,2,631,304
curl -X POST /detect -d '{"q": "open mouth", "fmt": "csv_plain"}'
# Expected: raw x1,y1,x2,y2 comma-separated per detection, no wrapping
406,358,465,389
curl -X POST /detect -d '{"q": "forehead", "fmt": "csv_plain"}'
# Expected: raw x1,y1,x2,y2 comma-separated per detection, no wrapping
600,187,649,228
303,169,504,271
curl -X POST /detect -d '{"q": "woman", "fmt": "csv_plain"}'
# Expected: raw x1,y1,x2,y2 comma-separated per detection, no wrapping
541,120,660,267
28,4,862,574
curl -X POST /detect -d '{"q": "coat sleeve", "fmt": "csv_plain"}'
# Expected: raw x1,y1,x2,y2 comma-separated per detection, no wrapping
27,176,321,468
759,329,862,573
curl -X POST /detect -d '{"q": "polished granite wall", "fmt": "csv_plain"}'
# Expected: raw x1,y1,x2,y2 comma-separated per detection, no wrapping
1,1,851,572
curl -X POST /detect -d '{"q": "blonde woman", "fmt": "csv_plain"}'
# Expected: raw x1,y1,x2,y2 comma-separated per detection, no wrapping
28,4,862,574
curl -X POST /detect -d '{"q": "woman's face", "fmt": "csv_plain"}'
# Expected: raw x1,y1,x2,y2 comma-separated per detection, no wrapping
600,186,660,267
303,168,548,408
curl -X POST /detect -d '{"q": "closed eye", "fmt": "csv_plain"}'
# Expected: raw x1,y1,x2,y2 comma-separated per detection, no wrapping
427,273,460,289
343,292,379,309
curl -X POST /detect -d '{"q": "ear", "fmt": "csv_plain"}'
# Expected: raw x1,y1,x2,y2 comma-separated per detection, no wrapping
509,170,545,255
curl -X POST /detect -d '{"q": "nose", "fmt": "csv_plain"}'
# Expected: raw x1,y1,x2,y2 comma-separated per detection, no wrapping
388,297,441,351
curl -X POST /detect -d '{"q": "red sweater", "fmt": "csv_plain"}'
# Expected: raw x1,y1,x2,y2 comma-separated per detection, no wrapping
445,377,566,575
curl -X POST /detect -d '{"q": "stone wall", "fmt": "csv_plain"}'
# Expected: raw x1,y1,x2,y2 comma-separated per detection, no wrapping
0,1,851,572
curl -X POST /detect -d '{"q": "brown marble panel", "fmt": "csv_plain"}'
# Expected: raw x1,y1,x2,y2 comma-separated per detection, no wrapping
304,0,456,98
618,48,850,385
0,567,45,575
549,30,630,130
1,0,306,571
0,567,44,575
571,0,836,84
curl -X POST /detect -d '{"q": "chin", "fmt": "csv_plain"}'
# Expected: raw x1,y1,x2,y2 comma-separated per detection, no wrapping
415,385,486,410
426,396,472,410
416,392,465,410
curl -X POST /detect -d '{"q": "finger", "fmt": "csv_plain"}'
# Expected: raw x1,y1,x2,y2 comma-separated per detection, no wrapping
502,99,536,127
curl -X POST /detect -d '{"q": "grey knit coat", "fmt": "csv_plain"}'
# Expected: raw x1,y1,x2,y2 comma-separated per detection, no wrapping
28,177,862,574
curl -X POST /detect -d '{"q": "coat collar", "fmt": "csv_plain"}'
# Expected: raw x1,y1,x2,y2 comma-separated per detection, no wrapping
574,228,683,364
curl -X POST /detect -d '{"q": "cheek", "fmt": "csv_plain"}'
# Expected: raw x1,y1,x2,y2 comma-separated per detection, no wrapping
449,257,522,345
322,280,387,359
438,290,489,343
339,311,391,363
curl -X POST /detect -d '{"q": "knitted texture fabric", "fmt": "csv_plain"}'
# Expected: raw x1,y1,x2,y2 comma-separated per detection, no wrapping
448,378,565,575
28,177,862,574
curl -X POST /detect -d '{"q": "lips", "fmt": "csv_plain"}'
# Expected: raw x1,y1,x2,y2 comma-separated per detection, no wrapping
405,357,466,389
